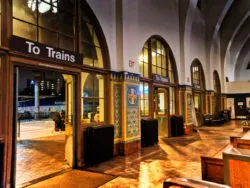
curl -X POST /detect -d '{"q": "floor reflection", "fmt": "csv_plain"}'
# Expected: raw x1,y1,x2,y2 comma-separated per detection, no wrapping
87,121,242,188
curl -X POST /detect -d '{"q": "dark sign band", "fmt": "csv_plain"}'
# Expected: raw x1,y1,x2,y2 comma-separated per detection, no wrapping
10,35,83,65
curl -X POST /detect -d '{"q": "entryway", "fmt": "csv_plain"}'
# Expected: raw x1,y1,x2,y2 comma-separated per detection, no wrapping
13,67,75,187
154,87,169,137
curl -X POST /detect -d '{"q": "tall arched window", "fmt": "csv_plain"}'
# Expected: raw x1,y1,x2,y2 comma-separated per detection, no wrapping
80,1,108,68
213,70,221,112
191,59,206,113
191,60,205,90
139,36,178,117
80,1,109,124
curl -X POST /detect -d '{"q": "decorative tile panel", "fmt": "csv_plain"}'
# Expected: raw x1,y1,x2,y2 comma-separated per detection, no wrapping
126,85,138,106
111,71,140,83
113,84,122,138
126,107,139,137
126,85,139,138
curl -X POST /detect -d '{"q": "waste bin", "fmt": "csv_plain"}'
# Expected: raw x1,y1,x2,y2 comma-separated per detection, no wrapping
84,125,114,165
170,115,184,137
141,119,158,147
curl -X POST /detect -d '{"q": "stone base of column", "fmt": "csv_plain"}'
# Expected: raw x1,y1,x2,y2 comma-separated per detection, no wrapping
114,139,141,156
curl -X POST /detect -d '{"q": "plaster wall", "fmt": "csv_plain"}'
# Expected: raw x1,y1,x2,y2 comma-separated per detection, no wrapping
87,0,181,78
235,52,250,81
87,0,211,88
186,9,207,87
210,33,224,92
122,0,180,77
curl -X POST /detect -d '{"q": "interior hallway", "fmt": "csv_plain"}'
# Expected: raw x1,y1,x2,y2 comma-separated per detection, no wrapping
27,121,243,188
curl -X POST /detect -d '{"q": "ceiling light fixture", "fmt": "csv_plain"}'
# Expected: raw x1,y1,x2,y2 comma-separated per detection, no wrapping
27,0,58,14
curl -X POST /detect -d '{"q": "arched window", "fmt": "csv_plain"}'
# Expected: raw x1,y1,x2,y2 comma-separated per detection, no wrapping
80,1,109,124
139,38,177,83
139,36,178,117
213,71,221,94
191,60,205,90
12,0,109,69
191,59,206,113
80,1,108,68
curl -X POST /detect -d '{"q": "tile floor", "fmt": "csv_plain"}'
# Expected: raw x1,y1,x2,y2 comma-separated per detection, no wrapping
87,120,243,188
16,133,70,187
19,120,243,188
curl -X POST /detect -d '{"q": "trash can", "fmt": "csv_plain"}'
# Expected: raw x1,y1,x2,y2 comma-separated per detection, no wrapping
170,115,184,137
84,125,114,165
141,119,158,147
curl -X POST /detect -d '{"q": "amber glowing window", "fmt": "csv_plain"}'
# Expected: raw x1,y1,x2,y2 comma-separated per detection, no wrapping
139,82,149,116
169,87,175,115
80,2,104,68
81,72,105,123
139,37,176,83
139,45,149,78
191,60,205,90
12,0,75,51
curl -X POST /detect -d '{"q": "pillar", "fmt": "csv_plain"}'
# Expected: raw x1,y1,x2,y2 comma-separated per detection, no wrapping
205,90,213,114
110,71,140,156
220,94,227,110
179,85,193,134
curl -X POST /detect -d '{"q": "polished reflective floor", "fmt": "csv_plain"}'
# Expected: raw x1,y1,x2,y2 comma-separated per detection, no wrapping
26,121,242,188
16,121,69,187
91,121,242,188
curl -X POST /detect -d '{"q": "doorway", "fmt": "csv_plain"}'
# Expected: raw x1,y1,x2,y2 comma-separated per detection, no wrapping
13,67,75,187
154,88,169,137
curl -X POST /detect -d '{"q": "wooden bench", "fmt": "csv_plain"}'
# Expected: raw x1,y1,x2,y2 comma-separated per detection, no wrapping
201,131,250,184
223,147,250,187
163,178,230,188
201,144,232,184
230,131,250,149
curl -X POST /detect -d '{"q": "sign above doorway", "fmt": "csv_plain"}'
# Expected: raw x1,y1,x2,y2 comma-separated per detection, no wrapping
153,74,169,83
10,35,83,65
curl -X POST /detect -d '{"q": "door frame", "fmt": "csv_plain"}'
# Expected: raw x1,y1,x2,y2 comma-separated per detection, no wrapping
9,57,80,186
153,86,170,137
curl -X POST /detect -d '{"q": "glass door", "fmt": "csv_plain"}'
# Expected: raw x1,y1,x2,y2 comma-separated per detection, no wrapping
154,88,169,137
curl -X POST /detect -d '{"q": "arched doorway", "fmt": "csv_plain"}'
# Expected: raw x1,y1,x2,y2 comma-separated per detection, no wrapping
10,0,110,186
139,36,178,137
191,59,206,125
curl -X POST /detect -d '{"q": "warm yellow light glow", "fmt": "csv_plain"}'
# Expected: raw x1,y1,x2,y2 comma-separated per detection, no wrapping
139,54,148,63
139,55,143,62
152,52,156,56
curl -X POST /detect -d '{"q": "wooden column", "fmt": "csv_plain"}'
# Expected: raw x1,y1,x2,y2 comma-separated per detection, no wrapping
205,90,213,114
178,85,193,134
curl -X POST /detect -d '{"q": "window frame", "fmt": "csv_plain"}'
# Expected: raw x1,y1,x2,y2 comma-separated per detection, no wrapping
12,0,75,50
81,72,105,125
